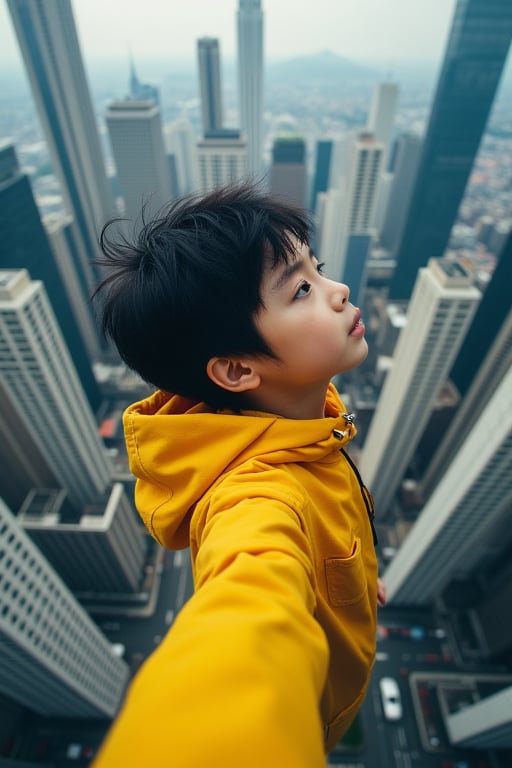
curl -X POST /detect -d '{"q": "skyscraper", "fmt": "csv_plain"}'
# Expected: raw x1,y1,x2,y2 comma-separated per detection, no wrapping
378,133,422,252
359,259,480,515
0,379,57,513
237,0,264,176
0,497,129,718
270,136,307,207
19,483,146,594
310,139,333,211
197,130,248,192
7,0,113,268
366,81,399,170
165,117,200,195
106,100,172,223
383,363,512,606
0,142,101,411
197,37,224,136
421,292,512,499
450,230,512,397
388,0,512,299
0,270,113,509
129,56,160,106
318,133,383,283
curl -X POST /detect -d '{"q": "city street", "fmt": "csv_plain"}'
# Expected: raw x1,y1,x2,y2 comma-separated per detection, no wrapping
328,607,511,768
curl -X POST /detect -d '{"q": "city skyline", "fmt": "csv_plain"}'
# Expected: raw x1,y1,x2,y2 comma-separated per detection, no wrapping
1,0,461,68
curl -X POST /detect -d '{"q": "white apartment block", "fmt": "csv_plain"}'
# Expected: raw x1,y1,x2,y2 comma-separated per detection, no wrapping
383,363,512,605
359,259,480,514
197,133,248,192
319,133,383,283
0,497,129,717
0,270,113,508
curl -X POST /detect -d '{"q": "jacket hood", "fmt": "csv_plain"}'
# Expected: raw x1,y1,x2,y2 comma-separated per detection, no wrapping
123,383,357,549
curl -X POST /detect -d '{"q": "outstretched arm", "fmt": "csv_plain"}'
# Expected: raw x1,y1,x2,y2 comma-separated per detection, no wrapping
93,494,329,768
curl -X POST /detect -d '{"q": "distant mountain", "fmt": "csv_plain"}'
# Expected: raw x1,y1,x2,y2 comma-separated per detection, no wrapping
267,50,377,83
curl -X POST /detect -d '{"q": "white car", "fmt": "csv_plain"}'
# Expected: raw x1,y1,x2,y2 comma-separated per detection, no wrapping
379,677,402,721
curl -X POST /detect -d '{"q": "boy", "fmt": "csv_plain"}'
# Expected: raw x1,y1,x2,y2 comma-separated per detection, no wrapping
92,184,384,767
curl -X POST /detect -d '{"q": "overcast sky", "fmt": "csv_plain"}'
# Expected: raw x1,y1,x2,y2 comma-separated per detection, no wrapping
1,0,459,68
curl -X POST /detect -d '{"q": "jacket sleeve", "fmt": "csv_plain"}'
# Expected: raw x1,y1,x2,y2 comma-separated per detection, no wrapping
93,482,330,768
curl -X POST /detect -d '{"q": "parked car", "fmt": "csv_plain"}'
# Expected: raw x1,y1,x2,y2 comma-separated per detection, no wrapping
379,677,402,721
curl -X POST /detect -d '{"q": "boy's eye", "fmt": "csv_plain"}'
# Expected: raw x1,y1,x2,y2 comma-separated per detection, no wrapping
294,280,312,299
316,261,326,274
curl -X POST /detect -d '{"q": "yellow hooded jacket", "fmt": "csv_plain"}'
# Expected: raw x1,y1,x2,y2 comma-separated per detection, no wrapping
94,383,378,767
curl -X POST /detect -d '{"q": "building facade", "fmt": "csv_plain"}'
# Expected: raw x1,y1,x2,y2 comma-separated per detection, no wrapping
197,37,224,136
197,130,248,192
106,100,172,223
7,0,113,268
0,270,113,509
388,0,512,299
270,136,307,208
237,0,264,176
19,483,146,594
359,259,480,514
0,142,101,411
383,363,512,606
0,497,129,718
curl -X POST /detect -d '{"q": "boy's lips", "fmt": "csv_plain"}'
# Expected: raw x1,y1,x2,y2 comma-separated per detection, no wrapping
349,310,365,336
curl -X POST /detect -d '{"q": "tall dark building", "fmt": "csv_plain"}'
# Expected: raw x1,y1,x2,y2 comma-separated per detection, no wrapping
197,37,224,136
7,0,113,274
388,0,512,299
310,140,333,211
450,230,512,397
0,143,101,412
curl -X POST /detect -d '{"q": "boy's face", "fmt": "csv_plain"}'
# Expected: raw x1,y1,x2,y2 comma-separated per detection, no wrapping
252,239,368,396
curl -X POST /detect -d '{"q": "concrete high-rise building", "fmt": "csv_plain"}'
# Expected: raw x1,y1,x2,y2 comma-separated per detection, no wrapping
0,142,101,411
388,0,512,299
165,117,200,195
197,38,224,136
422,305,512,500
106,100,172,222
45,213,103,361
366,81,399,170
379,133,422,252
197,130,248,192
7,0,113,267
270,136,307,207
383,363,512,605
19,483,146,594
0,496,129,718
237,0,264,176
0,379,57,514
0,270,113,509
319,133,383,283
359,259,480,514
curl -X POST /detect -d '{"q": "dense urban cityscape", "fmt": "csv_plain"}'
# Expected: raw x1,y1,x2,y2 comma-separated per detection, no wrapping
0,0,512,765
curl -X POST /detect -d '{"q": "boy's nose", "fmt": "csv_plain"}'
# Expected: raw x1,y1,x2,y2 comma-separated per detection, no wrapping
332,282,350,310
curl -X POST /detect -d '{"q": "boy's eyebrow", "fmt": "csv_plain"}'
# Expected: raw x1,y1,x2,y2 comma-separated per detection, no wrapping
271,250,314,292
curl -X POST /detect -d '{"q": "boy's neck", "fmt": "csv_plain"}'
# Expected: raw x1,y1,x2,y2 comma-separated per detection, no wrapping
245,384,330,420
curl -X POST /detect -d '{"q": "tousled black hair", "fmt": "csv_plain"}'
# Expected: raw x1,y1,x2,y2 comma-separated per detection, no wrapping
93,183,312,409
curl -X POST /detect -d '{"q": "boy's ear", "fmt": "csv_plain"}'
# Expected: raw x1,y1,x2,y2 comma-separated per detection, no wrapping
206,356,261,393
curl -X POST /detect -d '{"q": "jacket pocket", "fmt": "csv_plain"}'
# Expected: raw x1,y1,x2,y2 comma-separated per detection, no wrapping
324,537,366,606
